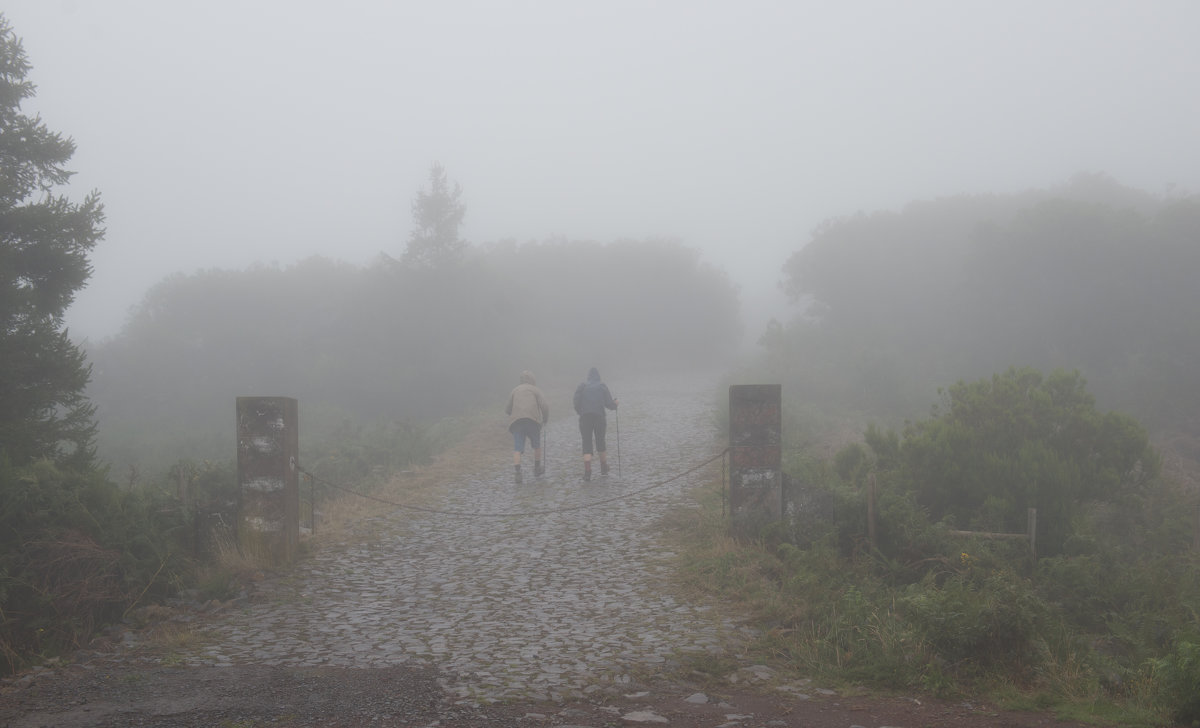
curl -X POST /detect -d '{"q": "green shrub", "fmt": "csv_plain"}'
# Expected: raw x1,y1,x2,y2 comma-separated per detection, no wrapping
1154,639,1200,727
0,459,188,675
304,417,434,490
902,568,1047,675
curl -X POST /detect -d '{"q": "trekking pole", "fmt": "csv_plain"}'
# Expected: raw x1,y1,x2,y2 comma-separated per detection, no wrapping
615,404,621,477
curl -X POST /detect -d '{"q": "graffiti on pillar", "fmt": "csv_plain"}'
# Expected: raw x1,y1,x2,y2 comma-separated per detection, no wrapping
728,385,782,537
236,397,300,565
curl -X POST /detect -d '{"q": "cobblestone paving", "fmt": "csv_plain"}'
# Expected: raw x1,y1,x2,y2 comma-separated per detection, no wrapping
180,374,749,704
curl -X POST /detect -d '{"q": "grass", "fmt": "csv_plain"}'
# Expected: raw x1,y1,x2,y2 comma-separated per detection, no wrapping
302,411,498,545
656,474,1177,727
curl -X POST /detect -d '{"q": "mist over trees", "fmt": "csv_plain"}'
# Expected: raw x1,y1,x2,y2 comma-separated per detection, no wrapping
760,174,1200,433
732,178,1200,719
87,228,742,474
7,2,1200,708
401,162,467,270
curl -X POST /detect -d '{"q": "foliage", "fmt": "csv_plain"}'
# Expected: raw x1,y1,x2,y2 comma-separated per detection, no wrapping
401,162,467,270
677,361,1197,724
902,568,1048,673
890,367,1158,557
302,416,435,491
725,175,1200,719
0,458,188,675
0,13,177,679
0,15,105,467
87,238,741,475
1153,639,1200,727
763,175,1200,432
673,462,1193,724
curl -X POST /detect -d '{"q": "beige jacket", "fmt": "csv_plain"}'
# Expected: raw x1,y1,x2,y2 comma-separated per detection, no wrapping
506,370,549,427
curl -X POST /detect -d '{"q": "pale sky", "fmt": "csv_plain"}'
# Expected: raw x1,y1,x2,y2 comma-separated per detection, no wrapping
5,0,1199,341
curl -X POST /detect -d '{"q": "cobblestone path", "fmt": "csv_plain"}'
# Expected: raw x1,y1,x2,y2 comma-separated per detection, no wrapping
182,374,747,704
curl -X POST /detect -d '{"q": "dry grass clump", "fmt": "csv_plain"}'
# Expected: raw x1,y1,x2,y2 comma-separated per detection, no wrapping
307,412,505,544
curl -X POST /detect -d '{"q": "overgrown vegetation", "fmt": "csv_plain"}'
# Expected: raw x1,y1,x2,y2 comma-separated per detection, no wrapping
0,458,188,673
707,179,1200,724
677,367,1199,724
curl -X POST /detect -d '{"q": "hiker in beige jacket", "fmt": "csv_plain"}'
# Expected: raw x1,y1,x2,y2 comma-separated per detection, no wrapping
506,370,549,483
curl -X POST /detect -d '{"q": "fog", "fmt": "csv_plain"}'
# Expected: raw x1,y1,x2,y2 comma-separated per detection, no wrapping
6,0,1200,341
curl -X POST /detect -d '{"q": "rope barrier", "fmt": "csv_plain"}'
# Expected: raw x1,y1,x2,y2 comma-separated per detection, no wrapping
297,448,728,519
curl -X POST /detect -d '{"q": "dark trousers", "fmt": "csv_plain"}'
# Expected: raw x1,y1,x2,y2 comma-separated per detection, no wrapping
578,413,607,455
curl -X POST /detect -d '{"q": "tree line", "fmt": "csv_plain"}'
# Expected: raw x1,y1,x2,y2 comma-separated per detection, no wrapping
86,235,742,476
760,173,1200,432
735,174,1200,723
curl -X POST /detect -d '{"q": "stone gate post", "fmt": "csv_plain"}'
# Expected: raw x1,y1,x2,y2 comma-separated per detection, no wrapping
728,384,782,538
236,396,299,565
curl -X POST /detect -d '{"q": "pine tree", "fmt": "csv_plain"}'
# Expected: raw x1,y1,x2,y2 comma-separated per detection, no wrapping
0,15,104,466
401,162,467,270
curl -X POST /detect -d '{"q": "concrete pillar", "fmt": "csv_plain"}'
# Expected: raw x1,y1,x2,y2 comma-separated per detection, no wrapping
236,396,299,565
728,384,782,538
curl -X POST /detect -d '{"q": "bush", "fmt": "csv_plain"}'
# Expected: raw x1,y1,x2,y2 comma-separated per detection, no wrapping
0,459,188,674
902,568,1048,676
303,417,434,490
1154,639,1200,727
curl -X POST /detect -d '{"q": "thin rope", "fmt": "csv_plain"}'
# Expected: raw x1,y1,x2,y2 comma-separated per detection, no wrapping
299,448,728,519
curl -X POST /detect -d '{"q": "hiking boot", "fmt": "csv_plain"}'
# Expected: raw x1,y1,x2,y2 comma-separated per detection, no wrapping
583,461,592,482
514,465,522,484
600,462,610,476
534,461,544,477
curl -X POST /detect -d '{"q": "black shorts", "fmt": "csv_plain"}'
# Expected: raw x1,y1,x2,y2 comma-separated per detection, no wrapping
578,413,607,455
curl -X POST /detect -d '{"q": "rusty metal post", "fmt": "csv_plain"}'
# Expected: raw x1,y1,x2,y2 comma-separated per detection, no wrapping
728,384,782,539
236,397,300,565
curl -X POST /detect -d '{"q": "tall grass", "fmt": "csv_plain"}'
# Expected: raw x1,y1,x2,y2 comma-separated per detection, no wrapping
661,475,1184,725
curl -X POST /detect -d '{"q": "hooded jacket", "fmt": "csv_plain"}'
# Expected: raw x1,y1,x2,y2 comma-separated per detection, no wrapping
506,370,549,428
573,367,617,417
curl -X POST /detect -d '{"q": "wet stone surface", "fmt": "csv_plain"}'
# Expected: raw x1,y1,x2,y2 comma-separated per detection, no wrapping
179,375,746,704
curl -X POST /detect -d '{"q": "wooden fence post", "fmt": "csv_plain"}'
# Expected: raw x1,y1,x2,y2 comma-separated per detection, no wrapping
1194,503,1199,552
1027,507,1037,557
867,472,877,550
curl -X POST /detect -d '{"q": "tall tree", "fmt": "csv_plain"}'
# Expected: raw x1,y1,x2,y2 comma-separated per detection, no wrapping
402,162,466,269
0,15,104,466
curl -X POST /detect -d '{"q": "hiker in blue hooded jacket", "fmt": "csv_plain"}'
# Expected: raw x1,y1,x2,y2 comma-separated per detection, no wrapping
573,367,618,481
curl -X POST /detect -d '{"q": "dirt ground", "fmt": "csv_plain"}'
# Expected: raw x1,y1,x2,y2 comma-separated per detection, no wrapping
1,657,1101,728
